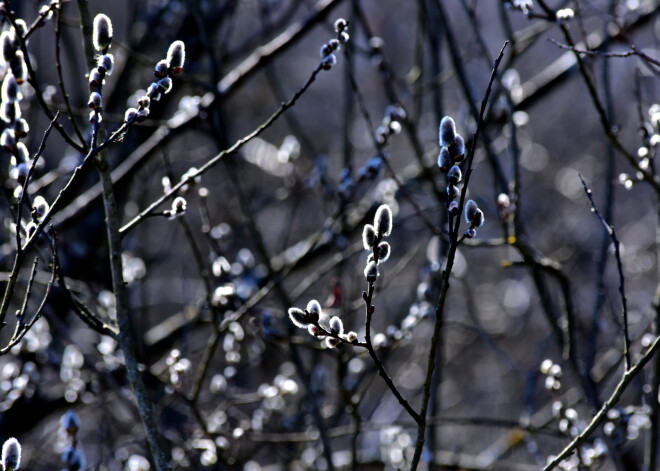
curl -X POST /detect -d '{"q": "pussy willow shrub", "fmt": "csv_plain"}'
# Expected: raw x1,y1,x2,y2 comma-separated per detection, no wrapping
1,1,660,470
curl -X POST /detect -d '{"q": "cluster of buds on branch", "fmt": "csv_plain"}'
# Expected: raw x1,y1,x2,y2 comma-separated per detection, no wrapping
319,18,349,70
124,40,185,125
288,299,358,349
287,205,395,348
87,14,114,123
363,204,393,283
376,105,406,146
437,116,485,239
0,18,32,193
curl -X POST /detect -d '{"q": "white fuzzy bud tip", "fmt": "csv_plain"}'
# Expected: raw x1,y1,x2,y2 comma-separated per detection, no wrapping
124,107,138,123
87,91,102,110
329,316,344,335
374,204,392,237
2,437,21,471
321,53,337,70
362,224,377,249
92,14,113,52
325,337,340,348
172,196,187,214
1,74,20,103
439,116,456,147
33,195,49,218
157,77,173,94
464,200,478,224
166,40,186,72
288,307,308,328
306,299,322,317
97,54,114,75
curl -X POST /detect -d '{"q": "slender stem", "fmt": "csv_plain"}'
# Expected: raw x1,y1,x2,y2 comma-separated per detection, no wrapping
75,0,96,72
363,282,422,424
579,176,631,369
410,42,507,470
0,239,57,355
537,0,660,194
0,113,59,329
544,333,660,470
96,156,171,470
55,7,86,146
647,202,660,471
120,64,326,234
5,8,87,153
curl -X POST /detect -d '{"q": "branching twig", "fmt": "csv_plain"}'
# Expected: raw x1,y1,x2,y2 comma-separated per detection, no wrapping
579,175,631,369
120,62,328,234
550,39,660,69
0,112,59,329
410,41,508,470
543,333,660,470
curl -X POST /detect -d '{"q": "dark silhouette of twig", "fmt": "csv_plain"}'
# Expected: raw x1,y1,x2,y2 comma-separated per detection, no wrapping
579,175,631,369
550,39,660,69
410,41,508,470
543,333,660,470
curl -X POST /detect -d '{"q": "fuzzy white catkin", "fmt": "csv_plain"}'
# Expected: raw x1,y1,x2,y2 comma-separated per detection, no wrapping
92,14,113,51
362,224,376,249
437,146,452,171
32,195,49,218
166,41,186,71
1,74,20,103
329,316,344,335
464,200,479,224
376,241,391,263
288,308,307,328
374,204,392,237
306,299,322,317
2,437,21,471
439,116,456,147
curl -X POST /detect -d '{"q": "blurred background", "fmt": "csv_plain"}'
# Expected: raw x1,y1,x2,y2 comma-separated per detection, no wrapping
0,0,659,469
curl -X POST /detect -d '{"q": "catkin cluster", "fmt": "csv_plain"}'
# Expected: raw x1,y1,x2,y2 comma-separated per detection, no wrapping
375,105,406,146
287,204,395,348
362,204,393,283
288,299,358,349
319,18,349,70
124,40,185,124
436,116,485,238
86,14,114,122
0,19,31,191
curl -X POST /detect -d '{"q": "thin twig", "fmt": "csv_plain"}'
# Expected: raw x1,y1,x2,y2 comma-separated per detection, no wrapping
53,0,345,229
0,112,59,329
550,39,660,69
5,8,87,153
97,154,172,470
543,333,660,470
363,281,422,424
579,175,631,369
536,0,660,194
120,62,328,234
0,234,57,355
54,6,86,146
410,41,508,470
